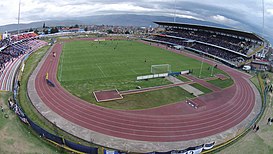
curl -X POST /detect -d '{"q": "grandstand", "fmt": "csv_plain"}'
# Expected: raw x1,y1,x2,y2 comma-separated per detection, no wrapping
144,21,265,67
0,32,46,91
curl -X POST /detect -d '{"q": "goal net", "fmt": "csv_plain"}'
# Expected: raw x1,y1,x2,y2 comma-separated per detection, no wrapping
151,64,171,74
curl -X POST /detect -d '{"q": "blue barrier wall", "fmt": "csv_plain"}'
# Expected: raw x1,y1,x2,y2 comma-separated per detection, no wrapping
65,139,98,154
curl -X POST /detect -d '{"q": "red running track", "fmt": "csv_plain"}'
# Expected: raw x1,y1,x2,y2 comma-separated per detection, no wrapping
34,43,255,142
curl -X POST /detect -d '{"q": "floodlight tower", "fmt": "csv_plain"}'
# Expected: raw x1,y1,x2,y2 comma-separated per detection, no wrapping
262,0,265,53
17,0,21,35
173,0,177,22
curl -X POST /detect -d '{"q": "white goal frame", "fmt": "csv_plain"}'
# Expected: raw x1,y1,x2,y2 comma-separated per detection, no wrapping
151,64,171,74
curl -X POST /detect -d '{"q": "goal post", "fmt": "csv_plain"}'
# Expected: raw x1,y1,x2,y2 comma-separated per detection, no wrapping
151,64,171,74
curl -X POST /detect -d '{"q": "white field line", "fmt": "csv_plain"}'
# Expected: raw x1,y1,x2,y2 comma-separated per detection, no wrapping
96,63,106,77
59,49,64,81
131,69,138,75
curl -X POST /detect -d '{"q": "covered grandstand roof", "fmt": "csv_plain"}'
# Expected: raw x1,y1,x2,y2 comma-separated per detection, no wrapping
154,21,262,42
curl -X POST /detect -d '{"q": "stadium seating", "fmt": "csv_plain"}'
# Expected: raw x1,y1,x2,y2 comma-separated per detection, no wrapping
10,32,38,42
164,28,257,54
0,39,47,91
148,34,251,66
146,23,266,68
0,39,10,49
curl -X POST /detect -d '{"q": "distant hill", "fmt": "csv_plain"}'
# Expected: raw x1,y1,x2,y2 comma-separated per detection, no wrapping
0,20,84,32
0,14,230,32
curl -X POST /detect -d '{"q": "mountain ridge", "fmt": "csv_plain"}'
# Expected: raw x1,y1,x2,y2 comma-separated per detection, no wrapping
0,14,230,32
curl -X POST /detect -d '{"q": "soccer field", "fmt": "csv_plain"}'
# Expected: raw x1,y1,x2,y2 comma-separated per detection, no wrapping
57,40,226,104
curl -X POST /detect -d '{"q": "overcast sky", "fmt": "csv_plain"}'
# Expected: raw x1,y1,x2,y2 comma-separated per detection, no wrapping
0,0,272,39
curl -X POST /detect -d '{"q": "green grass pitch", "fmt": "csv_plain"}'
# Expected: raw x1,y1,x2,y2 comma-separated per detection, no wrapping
57,40,229,108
